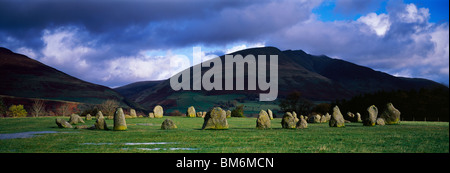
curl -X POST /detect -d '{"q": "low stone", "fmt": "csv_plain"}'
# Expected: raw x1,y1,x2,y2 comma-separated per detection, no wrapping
149,112,154,118
153,105,164,118
267,109,274,120
186,106,196,118
308,114,321,123
55,118,73,128
113,107,127,131
363,105,378,126
68,114,85,125
226,110,231,118
75,125,89,129
202,112,207,118
161,119,177,130
202,107,228,130
329,106,345,127
296,115,308,129
85,114,92,121
320,114,328,123
196,112,203,117
125,114,132,119
376,118,386,126
380,103,401,125
256,110,271,129
281,112,298,129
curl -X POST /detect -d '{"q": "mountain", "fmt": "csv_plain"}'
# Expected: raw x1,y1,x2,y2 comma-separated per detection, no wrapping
115,80,163,99
116,46,446,113
0,47,141,109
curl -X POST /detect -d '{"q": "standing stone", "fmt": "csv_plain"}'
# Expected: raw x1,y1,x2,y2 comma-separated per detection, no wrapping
267,109,274,120
329,106,345,127
320,114,327,123
186,106,196,118
85,114,92,121
296,115,308,129
94,115,108,130
148,112,154,118
202,112,207,118
196,112,203,117
308,114,321,123
256,110,271,129
376,118,386,126
161,119,177,130
153,105,164,118
356,112,362,122
130,109,137,118
202,107,228,130
364,105,378,126
226,110,231,118
55,118,73,128
325,113,331,122
68,114,85,125
113,108,127,131
380,103,401,125
95,111,104,120
281,112,298,129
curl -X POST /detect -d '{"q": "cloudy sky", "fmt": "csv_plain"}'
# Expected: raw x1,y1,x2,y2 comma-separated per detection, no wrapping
1,0,448,87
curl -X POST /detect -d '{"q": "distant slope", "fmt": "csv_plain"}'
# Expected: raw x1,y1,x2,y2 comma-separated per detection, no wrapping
117,46,446,111
114,80,163,99
0,47,142,110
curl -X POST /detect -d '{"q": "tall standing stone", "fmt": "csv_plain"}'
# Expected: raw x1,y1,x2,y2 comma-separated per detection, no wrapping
153,105,164,118
95,111,104,120
267,109,274,120
186,106,196,118
380,103,401,125
356,112,362,122
202,107,228,130
364,105,378,126
329,106,345,127
256,110,271,129
130,108,137,118
113,108,127,131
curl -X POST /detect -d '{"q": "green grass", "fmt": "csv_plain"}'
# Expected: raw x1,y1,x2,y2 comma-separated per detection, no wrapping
0,116,448,153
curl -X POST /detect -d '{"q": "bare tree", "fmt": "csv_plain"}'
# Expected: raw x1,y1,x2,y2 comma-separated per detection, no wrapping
57,103,71,117
98,99,119,117
31,99,45,117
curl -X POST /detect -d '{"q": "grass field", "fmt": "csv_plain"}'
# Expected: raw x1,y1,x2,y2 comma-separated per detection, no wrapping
0,116,448,153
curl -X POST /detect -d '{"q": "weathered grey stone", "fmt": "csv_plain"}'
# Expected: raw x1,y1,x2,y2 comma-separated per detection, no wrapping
256,110,271,129
267,109,274,120
153,105,164,118
68,114,85,125
376,118,385,126
226,110,231,118
94,116,108,130
130,109,137,118
202,107,228,130
320,114,328,123
356,112,362,122
186,106,196,118
85,114,92,121
75,125,89,129
113,107,127,131
161,119,177,130
281,112,298,129
95,111,104,120
55,118,73,128
148,112,154,118
380,103,401,125
202,111,207,118
364,105,378,126
308,114,321,123
296,115,308,129
196,112,203,117
329,106,345,127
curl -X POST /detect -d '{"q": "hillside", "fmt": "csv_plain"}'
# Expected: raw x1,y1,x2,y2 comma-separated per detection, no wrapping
0,47,141,110
117,47,446,113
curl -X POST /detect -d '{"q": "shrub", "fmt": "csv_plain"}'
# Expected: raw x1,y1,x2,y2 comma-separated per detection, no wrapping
7,105,28,117
231,105,245,117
